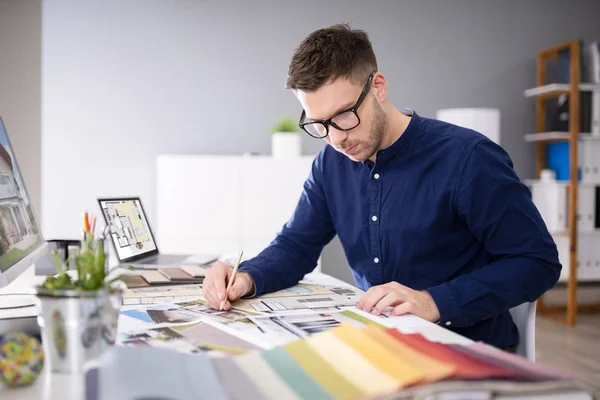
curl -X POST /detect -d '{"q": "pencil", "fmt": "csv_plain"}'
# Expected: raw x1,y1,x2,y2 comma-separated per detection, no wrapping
220,250,244,311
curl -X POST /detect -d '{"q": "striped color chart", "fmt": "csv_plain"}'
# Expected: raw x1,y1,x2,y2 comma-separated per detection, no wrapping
211,323,571,400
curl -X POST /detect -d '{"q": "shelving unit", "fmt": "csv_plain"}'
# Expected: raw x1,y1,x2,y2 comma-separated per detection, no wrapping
524,40,600,326
524,132,580,142
524,82,600,98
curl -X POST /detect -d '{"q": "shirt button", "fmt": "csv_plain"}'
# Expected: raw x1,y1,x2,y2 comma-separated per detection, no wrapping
445,321,452,326
374,257,380,263
371,215,377,222
374,173,380,179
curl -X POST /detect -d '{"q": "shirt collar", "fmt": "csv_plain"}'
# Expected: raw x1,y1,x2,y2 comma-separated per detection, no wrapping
363,108,420,168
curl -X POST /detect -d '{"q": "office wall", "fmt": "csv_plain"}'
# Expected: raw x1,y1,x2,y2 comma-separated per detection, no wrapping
0,0,42,224
42,0,600,284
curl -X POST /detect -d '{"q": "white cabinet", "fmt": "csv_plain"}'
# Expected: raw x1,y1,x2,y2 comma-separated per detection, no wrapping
529,177,600,282
582,137,600,183
578,184,597,232
554,233,600,282
156,155,242,255
530,181,568,232
238,157,314,257
156,154,321,271
528,180,598,233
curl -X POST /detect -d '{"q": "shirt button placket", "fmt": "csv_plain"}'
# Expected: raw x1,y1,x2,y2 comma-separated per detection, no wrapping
370,171,383,283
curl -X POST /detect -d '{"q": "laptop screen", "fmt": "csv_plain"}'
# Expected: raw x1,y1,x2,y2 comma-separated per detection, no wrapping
98,198,157,261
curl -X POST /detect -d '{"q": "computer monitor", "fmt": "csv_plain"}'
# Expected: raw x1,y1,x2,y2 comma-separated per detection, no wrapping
0,117,47,290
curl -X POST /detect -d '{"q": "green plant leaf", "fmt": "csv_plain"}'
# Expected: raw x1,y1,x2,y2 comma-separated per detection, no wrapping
50,250,64,274
41,234,112,292
270,116,299,133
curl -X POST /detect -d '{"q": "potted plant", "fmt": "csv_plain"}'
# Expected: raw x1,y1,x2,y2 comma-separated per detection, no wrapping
35,212,124,373
270,116,302,159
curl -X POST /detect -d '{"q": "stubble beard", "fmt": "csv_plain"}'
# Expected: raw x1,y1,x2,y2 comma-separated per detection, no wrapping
352,98,387,162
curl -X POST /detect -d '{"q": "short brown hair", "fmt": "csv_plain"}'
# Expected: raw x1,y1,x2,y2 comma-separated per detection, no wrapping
285,23,378,91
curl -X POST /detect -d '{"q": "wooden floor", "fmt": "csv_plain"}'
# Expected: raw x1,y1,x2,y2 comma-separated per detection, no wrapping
536,314,600,395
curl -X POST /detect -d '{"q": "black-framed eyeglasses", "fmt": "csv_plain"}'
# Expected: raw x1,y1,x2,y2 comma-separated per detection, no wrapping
298,71,377,139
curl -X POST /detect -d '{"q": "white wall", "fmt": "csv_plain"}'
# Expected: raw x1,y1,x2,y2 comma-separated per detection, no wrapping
42,0,600,284
0,1,42,225
41,0,324,240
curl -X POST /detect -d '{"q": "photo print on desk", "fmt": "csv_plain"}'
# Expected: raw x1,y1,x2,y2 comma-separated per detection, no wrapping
146,308,203,324
176,298,260,322
258,283,336,298
175,298,267,339
249,310,386,345
120,321,262,355
232,292,357,314
119,304,204,330
121,284,204,305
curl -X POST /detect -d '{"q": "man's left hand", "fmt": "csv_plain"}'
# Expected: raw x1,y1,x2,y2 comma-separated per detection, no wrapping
356,282,441,322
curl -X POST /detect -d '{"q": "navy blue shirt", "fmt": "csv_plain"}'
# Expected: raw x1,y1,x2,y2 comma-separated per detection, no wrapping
239,110,561,349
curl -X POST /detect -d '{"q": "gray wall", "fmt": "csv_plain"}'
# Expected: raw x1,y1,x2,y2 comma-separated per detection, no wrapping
0,0,42,223
38,0,600,284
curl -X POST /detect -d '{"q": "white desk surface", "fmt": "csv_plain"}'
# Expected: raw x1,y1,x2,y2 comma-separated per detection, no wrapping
0,270,471,400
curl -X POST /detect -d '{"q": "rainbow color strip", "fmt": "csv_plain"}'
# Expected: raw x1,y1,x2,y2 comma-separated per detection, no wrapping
212,323,574,400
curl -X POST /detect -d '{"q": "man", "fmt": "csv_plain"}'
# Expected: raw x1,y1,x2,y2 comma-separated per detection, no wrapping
203,24,561,349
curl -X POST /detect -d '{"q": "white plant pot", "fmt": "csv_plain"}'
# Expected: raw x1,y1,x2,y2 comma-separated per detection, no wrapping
271,132,301,159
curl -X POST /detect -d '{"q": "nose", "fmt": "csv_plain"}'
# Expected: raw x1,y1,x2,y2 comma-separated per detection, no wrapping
328,126,348,146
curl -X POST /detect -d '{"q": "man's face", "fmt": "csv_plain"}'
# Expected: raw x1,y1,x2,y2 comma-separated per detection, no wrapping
295,75,387,162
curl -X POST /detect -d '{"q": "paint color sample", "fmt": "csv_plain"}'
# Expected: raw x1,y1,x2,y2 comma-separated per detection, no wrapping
262,346,332,400
386,330,517,380
332,324,424,387
284,339,364,400
306,330,401,397
212,357,265,400
339,310,386,328
234,352,302,400
362,325,455,382
456,343,572,380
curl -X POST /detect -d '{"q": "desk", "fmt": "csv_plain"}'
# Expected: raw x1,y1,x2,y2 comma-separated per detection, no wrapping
0,272,471,400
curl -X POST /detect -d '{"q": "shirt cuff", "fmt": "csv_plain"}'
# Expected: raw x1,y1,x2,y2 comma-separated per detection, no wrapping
237,261,264,298
425,283,463,327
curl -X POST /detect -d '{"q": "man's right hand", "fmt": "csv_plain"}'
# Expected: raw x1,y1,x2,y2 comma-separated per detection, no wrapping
203,261,255,311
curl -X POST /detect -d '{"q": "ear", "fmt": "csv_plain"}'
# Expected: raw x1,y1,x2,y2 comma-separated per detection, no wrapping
371,72,387,102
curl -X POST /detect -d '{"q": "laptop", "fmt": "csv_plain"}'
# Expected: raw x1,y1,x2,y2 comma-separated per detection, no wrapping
97,197,218,269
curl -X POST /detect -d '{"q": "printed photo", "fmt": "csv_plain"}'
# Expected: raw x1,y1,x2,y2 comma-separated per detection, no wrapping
146,308,202,324
121,322,260,355
176,299,256,323
250,310,380,342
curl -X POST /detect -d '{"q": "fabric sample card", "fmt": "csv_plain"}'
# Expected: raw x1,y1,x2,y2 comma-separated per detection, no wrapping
212,357,266,400
90,346,229,400
306,329,400,397
262,346,332,400
362,325,455,383
456,342,573,381
285,339,364,400
386,330,518,380
331,324,423,387
234,351,302,400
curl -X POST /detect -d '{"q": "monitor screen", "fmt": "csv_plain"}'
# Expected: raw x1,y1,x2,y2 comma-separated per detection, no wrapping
99,199,157,260
0,119,43,273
